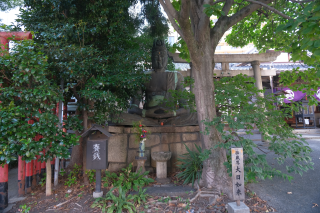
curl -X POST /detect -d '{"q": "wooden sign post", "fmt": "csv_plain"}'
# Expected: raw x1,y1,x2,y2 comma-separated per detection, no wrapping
227,148,250,213
231,148,245,206
81,124,112,198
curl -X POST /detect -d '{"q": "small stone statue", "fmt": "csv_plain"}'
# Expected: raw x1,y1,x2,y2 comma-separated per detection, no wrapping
115,39,197,126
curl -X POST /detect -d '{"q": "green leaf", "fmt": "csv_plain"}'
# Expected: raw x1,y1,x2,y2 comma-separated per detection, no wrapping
314,49,320,56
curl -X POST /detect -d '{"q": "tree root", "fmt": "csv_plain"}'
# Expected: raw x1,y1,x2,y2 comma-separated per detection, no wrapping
190,186,220,203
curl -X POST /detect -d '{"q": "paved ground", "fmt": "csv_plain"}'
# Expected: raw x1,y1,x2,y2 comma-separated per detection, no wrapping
7,168,18,200
247,137,320,213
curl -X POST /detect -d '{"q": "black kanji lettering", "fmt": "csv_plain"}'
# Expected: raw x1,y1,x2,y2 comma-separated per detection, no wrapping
236,189,242,196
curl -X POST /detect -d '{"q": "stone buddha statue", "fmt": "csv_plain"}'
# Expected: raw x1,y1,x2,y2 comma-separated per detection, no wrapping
114,39,198,126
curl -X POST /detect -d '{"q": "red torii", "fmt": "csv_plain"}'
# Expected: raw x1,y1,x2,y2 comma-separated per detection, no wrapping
0,31,32,211
0,31,32,51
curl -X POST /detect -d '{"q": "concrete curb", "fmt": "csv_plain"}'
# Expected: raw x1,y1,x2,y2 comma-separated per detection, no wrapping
2,196,26,213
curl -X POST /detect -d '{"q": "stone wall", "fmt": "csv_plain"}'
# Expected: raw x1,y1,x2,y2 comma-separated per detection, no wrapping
105,126,201,172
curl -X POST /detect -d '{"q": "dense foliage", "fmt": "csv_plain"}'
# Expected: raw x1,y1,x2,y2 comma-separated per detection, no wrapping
13,0,160,176
17,0,152,125
0,39,81,165
276,1,320,104
0,0,22,11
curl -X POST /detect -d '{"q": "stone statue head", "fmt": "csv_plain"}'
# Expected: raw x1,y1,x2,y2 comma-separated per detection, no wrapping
151,39,168,70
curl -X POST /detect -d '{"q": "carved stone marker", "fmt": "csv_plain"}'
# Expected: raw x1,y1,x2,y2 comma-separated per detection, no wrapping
227,148,250,213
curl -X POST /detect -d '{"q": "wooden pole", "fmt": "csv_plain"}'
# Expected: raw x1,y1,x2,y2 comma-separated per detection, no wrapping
46,159,52,196
25,161,32,194
18,156,25,196
54,79,63,186
0,164,8,210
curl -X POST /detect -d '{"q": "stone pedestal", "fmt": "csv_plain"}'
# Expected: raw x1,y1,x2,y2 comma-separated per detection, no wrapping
135,157,147,175
227,202,250,213
151,152,172,184
156,161,167,179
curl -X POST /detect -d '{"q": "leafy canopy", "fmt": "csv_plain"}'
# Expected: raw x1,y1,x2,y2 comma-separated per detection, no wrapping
17,0,153,124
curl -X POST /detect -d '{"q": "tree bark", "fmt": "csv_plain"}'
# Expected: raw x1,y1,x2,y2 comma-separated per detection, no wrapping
82,109,89,185
191,43,233,198
69,108,83,168
46,158,52,196
69,135,83,167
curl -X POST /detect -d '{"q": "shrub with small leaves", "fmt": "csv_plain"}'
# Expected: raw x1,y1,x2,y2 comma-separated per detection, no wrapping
85,169,96,183
19,204,31,213
39,175,46,187
91,186,136,213
102,164,153,191
65,164,81,187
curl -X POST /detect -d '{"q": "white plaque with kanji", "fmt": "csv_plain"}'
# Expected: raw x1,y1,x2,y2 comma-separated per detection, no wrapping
231,148,245,200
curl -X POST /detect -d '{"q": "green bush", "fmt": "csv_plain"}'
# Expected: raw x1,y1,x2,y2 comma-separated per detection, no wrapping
102,164,154,191
176,144,211,187
91,186,136,213
65,164,81,187
85,169,96,183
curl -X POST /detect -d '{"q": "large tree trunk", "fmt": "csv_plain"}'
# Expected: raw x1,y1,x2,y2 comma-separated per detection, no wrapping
191,43,232,197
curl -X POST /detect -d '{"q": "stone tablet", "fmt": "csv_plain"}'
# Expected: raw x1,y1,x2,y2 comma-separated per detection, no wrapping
231,148,245,201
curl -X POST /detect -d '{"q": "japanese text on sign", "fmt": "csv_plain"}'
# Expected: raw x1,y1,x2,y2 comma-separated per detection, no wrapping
231,148,245,200
93,143,101,161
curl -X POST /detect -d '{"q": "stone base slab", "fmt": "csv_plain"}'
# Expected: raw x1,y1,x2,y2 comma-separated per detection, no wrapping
156,178,171,184
227,202,250,213
93,191,103,198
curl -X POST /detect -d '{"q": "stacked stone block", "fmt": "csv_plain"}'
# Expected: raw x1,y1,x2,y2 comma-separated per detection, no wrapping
105,126,201,172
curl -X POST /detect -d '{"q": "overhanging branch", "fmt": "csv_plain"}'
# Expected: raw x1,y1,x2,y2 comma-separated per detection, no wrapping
288,0,315,2
158,0,179,20
158,0,184,39
244,0,292,19
222,0,235,16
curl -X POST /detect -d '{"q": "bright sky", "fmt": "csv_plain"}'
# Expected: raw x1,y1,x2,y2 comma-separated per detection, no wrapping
0,7,20,25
